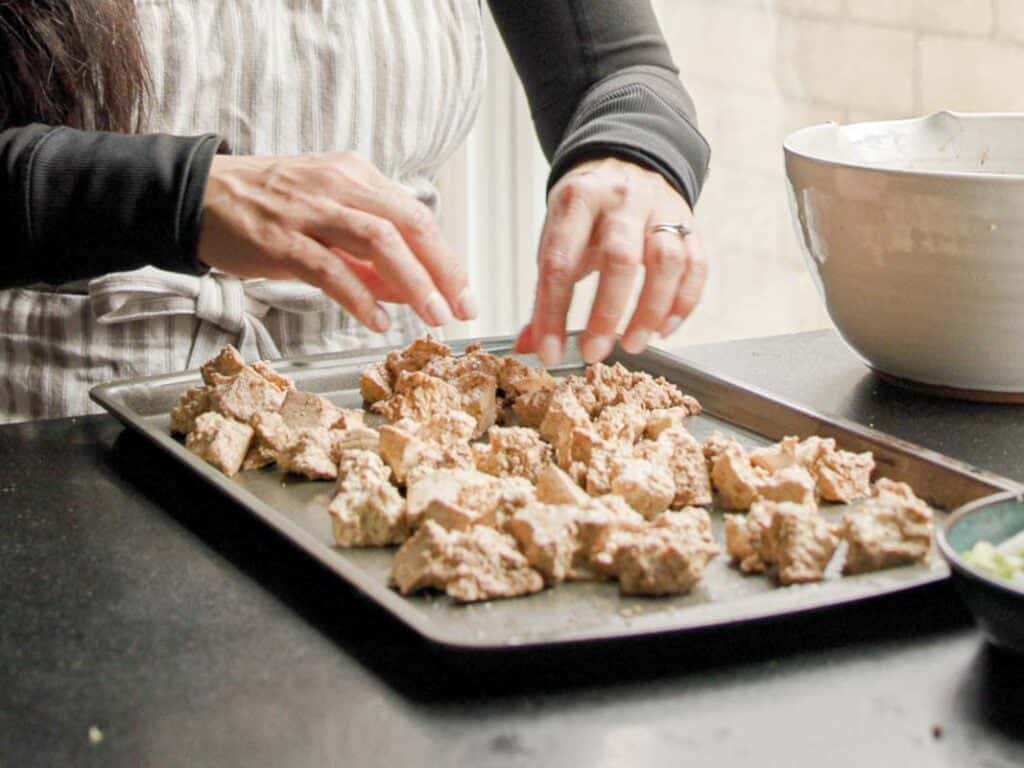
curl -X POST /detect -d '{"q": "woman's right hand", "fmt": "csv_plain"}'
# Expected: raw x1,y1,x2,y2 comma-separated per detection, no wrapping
197,151,477,333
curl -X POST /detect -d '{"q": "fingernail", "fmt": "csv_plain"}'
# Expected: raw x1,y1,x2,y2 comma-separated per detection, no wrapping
660,315,684,337
423,291,453,327
537,335,563,367
371,306,391,333
582,335,614,364
457,287,479,321
623,330,651,355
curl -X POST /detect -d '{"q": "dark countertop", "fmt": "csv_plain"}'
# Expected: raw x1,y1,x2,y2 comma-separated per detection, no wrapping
2,330,1022,768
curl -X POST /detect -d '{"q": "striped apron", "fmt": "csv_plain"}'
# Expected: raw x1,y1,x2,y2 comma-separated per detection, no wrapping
0,0,486,423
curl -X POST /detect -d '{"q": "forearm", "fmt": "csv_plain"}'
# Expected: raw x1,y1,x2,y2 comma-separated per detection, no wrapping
0,124,223,288
487,0,710,207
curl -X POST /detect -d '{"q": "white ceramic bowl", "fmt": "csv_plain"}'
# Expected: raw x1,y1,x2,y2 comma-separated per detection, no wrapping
784,111,1024,397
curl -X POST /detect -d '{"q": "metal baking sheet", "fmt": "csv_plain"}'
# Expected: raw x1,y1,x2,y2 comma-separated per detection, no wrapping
91,334,1023,650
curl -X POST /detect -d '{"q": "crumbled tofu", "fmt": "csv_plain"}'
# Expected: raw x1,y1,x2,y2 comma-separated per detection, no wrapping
412,411,477,448
749,436,800,474
644,407,693,439
336,449,391,493
838,480,933,574
277,427,338,480
593,508,719,595
360,361,393,404
372,371,463,424
637,427,713,508
385,335,451,379
535,463,590,506
185,412,254,476
473,427,553,483
585,362,701,414
538,385,592,467
795,436,838,468
711,444,765,510
208,366,288,423
724,501,779,574
200,345,246,385
504,504,580,584
769,504,837,585
608,457,676,519
170,386,210,435
757,465,816,506
455,371,499,437
594,402,647,446
390,520,544,603
816,449,875,503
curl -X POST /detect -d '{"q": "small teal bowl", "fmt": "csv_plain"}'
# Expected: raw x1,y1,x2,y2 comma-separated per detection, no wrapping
938,492,1024,654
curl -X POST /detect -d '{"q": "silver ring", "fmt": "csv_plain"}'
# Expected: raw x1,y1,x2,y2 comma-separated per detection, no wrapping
648,222,694,238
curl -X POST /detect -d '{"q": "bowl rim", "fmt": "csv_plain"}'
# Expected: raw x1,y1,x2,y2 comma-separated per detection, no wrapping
937,490,1024,598
783,110,1024,183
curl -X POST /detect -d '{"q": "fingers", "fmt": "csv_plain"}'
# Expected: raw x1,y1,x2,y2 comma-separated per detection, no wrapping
275,231,391,333
580,211,644,364
330,248,405,303
306,205,453,327
621,218,693,354
323,154,476,322
661,229,708,336
529,174,601,365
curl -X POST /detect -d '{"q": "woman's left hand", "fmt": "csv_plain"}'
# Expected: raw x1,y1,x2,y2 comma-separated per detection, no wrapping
514,157,707,365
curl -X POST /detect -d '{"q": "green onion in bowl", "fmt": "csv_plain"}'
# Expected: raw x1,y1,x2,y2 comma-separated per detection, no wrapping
963,529,1024,586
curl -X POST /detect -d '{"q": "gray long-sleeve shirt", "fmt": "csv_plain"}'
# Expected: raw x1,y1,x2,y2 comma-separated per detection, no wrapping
0,0,710,288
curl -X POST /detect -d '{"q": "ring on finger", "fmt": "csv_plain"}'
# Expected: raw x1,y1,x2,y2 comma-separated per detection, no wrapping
648,222,694,239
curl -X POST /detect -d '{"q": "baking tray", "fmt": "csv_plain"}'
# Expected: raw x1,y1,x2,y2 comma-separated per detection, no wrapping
91,334,1023,650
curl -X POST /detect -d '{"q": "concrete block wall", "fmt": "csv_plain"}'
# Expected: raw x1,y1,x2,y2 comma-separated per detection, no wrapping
652,0,1024,345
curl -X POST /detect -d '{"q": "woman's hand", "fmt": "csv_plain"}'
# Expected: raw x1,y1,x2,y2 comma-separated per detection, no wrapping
197,151,477,333
515,157,707,365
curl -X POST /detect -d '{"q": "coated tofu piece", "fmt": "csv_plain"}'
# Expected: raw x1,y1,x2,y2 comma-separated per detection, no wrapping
757,465,816,506
593,508,719,595
711,444,765,510
415,410,478,448
512,387,556,428
421,476,534,531
608,457,676,519
371,371,463,424
702,431,741,467
473,427,553,483
378,424,461,485
250,361,295,392
329,483,407,547
200,345,246,385
644,407,693,439
504,504,580,584
422,346,502,381
336,449,392,493
571,496,646,579
749,436,800,474
329,426,381,459
277,427,337,480
498,357,556,399
170,386,210,435
636,427,713,508
385,335,451,379
360,361,393,405
242,440,278,471
585,362,701,413
594,402,647,446
769,504,837,585
535,463,590,506
838,480,933,574
724,501,778,574
455,371,499,438
816,449,875,503
278,390,346,431
390,521,544,603
208,366,288,423
405,468,495,527
538,385,592,467
185,412,254,477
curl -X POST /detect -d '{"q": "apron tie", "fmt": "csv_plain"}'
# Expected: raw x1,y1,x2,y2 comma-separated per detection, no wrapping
89,267,335,368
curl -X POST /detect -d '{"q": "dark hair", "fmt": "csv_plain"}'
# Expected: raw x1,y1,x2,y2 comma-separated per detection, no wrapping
0,0,150,133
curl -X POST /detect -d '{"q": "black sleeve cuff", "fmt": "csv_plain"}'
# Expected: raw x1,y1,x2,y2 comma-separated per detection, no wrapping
1,124,226,287
546,67,711,209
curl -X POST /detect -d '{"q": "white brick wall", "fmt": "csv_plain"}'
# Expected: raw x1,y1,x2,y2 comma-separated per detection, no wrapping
648,0,1024,346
